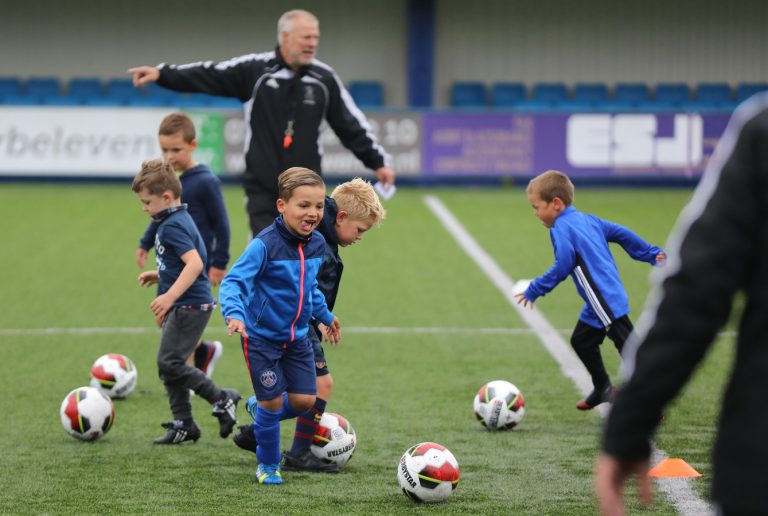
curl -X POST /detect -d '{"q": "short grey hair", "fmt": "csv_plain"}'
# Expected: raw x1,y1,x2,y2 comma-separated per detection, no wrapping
277,9,318,42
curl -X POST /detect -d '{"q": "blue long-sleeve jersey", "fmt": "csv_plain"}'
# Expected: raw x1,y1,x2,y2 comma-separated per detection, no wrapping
219,216,334,343
523,206,663,328
139,164,230,270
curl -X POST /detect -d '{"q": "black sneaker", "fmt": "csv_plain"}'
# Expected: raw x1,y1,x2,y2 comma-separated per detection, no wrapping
212,388,241,437
233,424,257,453
576,383,615,410
282,448,340,473
153,420,201,444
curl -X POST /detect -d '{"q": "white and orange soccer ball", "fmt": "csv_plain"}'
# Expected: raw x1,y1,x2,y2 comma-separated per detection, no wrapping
310,412,357,467
90,353,138,399
397,441,460,503
473,380,526,430
60,386,115,441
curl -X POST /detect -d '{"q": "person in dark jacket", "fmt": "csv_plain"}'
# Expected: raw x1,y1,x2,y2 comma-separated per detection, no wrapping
515,170,665,410
231,178,386,472
128,9,395,236
596,95,768,516
136,113,230,378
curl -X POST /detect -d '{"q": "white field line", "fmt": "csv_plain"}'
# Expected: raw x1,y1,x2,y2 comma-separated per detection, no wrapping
423,194,712,516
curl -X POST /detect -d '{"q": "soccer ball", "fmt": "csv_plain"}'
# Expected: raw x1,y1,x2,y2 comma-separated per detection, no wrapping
60,386,115,441
90,353,138,399
473,380,526,430
310,412,356,467
397,442,460,503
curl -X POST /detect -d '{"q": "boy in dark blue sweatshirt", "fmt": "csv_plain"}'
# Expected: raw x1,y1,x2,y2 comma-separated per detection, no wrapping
132,159,240,444
515,170,665,410
136,113,230,378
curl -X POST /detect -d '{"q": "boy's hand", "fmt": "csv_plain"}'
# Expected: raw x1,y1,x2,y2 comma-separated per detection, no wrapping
324,317,341,343
138,270,158,287
655,252,666,266
226,316,248,338
208,266,226,287
136,248,149,268
514,292,534,309
318,322,339,345
149,293,173,325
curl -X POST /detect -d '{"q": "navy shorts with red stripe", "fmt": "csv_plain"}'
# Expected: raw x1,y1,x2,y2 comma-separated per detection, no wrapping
241,334,317,401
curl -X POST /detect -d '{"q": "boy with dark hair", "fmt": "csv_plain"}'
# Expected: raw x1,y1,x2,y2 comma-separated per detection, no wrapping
219,167,341,485
231,177,386,472
135,113,231,378
132,159,240,444
515,170,665,410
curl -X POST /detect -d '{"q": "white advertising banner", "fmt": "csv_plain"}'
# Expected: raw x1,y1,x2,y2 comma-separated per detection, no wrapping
0,107,174,176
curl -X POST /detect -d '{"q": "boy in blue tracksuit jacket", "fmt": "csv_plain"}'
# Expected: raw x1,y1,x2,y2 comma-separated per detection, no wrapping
219,167,340,486
515,170,665,410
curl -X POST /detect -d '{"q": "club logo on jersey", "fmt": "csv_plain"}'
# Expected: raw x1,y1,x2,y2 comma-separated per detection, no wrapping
303,85,315,105
260,370,277,388
315,360,326,370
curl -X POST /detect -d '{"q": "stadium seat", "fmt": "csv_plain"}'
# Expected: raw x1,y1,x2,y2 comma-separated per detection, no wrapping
0,77,22,97
573,83,609,103
654,83,691,104
554,100,594,112
451,82,487,108
173,93,213,108
614,83,650,104
636,100,677,112
696,83,732,104
513,99,554,111
127,97,170,107
490,82,526,107
105,78,141,99
67,78,103,99
531,82,568,103
736,83,768,102
2,94,43,105
144,82,181,101
84,96,127,106
42,95,83,106
348,81,384,107
26,77,61,97
209,96,243,109
594,99,637,112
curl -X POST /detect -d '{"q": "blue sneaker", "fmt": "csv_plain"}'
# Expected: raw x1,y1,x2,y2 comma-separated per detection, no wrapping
245,396,258,422
256,463,283,485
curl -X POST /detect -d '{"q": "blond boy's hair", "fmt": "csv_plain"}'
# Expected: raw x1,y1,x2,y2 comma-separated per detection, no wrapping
278,167,325,201
131,159,182,198
331,178,386,225
159,112,196,143
527,169,574,206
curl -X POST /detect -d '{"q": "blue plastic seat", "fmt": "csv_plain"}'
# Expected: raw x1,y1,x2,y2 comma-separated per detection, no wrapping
143,82,180,101
348,81,384,107
696,83,732,104
531,82,568,103
209,96,242,109
654,83,691,104
555,100,594,112
84,96,127,106
451,82,487,107
173,93,212,108
636,100,677,112
68,78,103,99
736,83,768,102
490,83,526,107
614,83,650,104
2,94,43,105
42,95,83,106
127,97,170,107
513,99,554,112
594,99,637,112
573,83,609,103
0,77,22,97
105,78,141,99
26,77,61,97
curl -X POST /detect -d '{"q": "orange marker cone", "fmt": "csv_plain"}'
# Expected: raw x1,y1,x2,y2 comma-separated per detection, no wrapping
648,458,702,478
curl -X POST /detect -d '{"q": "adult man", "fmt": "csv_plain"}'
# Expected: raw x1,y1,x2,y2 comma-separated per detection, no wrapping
595,94,768,515
129,9,395,235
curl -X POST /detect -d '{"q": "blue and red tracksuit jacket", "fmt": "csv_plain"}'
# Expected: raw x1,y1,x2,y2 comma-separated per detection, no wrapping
219,215,334,343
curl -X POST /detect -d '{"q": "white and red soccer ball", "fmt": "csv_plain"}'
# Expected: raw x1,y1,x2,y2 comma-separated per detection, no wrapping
473,380,526,430
311,412,356,467
397,442,460,503
60,386,115,441
90,353,138,399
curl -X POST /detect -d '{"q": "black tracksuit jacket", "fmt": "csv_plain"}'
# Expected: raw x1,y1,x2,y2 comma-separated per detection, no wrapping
156,47,389,198
602,95,768,512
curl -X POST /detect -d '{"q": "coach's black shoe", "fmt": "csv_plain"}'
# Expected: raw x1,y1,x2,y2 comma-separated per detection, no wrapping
576,383,615,411
153,420,201,444
212,388,241,438
233,424,257,453
282,449,339,473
